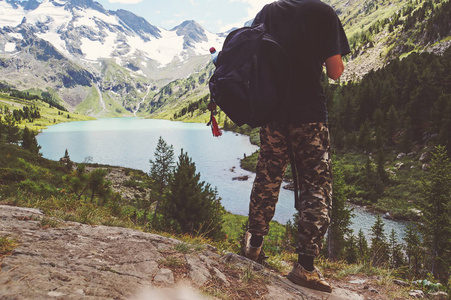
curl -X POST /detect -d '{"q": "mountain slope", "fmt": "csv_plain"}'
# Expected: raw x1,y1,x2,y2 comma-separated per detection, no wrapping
324,0,451,80
0,0,223,116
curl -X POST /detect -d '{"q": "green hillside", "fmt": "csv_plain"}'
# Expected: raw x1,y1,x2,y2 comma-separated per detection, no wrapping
0,84,94,132
140,62,215,124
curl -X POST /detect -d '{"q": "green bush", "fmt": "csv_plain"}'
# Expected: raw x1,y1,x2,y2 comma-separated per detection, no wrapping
0,167,27,182
17,179,57,197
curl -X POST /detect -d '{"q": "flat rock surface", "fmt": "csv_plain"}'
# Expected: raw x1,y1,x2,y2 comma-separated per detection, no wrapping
0,205,364,299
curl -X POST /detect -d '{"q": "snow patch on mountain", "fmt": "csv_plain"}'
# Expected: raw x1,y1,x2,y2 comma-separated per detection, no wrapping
0,0,228,116
4,43,16,52
0,1,25,26
25,0,72,25
78,7,121,27
80,34,116,61
1,0,224,68
146,30,185,65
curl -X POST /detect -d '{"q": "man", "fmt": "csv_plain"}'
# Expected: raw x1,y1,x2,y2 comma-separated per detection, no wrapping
243,0,350,293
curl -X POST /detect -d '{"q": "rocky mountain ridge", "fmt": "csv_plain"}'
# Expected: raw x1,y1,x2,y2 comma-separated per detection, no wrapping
0,0,223,116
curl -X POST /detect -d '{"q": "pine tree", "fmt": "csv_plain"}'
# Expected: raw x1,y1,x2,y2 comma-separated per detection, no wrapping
327,158,353,261
4,115,21,144
370,215,389,266
21,127,41,155
437,98,451,152
64,165,89,200
388,229,404,268
373,109,384,129
361,156,383,202
60,149,74,171
399,117,414,153
0,117,4,142
375,126,385,149
283,214,298,253
417,145,451,282
161,149,224,239
345,233,358,264
87,168,111,205
403,223,422,275
357,120,371,151
386,105,399,146
357,229,369,263
149,136,175,222
376,148,389,184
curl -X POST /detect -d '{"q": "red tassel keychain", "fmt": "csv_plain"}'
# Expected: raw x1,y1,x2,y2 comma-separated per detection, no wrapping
210,112,222,137
207,101,222,137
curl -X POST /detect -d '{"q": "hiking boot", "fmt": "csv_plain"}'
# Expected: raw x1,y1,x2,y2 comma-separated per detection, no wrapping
287,262,332,293
242,231,262,262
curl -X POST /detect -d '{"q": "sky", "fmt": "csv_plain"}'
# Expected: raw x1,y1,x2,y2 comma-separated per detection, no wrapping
94,0,274,33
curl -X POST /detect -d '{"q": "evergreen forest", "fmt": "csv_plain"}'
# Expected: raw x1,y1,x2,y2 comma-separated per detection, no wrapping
328,48,451,154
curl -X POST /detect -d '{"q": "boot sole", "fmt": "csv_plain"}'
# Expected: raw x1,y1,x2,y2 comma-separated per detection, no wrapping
287,272,333,293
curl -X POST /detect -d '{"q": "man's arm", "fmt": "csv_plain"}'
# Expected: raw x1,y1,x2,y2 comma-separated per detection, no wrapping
325,54,345,80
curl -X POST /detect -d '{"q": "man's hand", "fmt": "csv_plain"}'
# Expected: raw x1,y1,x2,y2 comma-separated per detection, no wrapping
325,54,345,80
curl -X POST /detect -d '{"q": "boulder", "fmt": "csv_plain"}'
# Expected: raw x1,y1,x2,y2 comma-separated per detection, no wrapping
427,291,449,300
396,153,406,160
419,152,429,162
232,175,249,181
409,290,425,298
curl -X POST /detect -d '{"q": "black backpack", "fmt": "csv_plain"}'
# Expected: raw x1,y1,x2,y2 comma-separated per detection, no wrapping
208,18,289,128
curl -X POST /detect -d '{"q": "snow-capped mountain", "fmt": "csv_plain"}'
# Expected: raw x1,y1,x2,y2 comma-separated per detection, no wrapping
0,0,224,116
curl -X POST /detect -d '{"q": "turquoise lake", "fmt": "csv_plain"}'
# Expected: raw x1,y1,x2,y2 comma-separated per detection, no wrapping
37,118,409,241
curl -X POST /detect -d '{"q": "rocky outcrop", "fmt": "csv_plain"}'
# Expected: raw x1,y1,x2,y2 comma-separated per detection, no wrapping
0,205,363,300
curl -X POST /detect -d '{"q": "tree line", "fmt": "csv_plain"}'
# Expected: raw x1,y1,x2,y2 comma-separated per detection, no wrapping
172,94,209,120
0,82,67,112
0,114,40,154
1,105,41,123
328,47,451,154
323,147,450,283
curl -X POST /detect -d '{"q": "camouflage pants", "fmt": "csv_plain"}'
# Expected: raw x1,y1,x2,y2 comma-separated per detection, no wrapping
248,122,332,257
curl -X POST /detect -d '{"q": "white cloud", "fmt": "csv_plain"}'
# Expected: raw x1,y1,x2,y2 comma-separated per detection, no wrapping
108,0,142,4
245,0,273,18
220,0,272,32
219,20,244,33
230,0,273,20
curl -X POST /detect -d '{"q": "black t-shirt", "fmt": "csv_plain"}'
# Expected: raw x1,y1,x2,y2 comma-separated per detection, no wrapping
253,0,350,124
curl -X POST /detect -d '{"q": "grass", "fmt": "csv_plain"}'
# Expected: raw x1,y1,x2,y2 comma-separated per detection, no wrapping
0,235,18,256
174,242,192,254
73,86,104,116
38,216,63,229
0,95,95,132
222,212,288,257
1,192,137,230
158,257,186,268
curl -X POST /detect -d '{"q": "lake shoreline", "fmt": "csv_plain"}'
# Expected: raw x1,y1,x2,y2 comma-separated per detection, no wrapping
37,118,410,240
